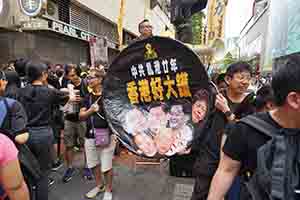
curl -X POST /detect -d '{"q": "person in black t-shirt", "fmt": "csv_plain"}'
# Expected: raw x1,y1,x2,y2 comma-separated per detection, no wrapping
62,64,93,183
191,62,253,200
18,61,76,200
207,53,300,200
79,68,115,200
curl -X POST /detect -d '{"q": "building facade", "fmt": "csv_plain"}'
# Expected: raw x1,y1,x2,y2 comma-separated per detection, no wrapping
238,0,269,73
0,0,173,66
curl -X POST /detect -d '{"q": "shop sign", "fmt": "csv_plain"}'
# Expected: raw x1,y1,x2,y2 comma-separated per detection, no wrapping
19,0,43,17
48,20,94,42
90,37,108,67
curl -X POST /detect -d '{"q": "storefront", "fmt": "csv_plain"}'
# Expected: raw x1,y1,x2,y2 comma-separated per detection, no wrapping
0,17,119,66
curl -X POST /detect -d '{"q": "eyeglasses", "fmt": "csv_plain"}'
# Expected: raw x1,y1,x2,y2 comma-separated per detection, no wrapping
86,76,103,80
141,25,153,29
234,73,252,81
86,76,97,80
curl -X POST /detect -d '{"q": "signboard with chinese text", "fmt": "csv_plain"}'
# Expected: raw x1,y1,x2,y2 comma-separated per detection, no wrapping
89,37,109,67
103,36,213,158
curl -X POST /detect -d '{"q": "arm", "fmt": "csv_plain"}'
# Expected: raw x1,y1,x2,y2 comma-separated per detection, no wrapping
50,88,70,106
79,96,99,121
207,152,241,200
215,94,236,122
0,159,30,200
9,102,29,144
207,122,248,200
79,107,96,121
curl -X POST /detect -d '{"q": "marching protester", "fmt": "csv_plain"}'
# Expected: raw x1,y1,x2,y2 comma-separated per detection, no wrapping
0,70,28,145
207,53,300,200
45,69,64,186
0,133,30,200
79,68,116,200
130,19,153,44
18,61,78,200
191,62,254,200
0,70,40,200
62,64,93,182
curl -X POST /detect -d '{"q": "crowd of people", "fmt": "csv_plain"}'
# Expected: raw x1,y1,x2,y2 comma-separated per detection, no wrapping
0,18,300,200
190,55,300,200
0,18,154,200
0,60,115,200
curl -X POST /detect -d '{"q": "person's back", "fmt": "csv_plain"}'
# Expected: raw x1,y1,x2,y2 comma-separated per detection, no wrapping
19,84,54,127
17,61,70,200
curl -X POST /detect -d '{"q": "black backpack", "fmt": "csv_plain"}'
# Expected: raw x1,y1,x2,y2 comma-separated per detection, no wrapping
239,115,300,200
0,98,42,194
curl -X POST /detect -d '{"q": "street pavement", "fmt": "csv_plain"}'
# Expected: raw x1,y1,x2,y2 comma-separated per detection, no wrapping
49,150,195,200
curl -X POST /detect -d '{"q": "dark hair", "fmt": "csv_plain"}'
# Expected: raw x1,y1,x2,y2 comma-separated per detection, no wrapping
5,71,21,88
226,61,252,77
26,61,48,83
64,64,81,76
138,19,150,32
47,73,60,89
4,71,21,99
254,85,274,110
89,68,106,78
147,102,168,113
272,53,300,106
14,58,29,77
193,89,209,104
216,73,226,85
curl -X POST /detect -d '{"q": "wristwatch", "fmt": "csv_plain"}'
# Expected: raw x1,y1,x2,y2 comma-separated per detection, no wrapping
224,110,233,118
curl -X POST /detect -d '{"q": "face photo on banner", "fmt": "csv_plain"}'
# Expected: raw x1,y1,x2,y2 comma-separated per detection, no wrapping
103,36,213,158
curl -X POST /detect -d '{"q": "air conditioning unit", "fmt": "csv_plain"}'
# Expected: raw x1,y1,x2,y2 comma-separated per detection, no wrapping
0,0,30,29
45,0,59,20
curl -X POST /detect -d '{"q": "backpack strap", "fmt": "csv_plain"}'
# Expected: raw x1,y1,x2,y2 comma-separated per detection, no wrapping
239,114,277,138
0,98,15,128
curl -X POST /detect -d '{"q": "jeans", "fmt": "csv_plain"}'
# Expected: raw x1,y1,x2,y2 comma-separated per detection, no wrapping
226,176,241,200
27,126,53,200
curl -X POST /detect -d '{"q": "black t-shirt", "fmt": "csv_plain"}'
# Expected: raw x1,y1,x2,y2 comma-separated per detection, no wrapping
64,79,89,122
193,91,243,175
223,112,281,173
83,94,109,138
19,85,69,127
192,91,255,199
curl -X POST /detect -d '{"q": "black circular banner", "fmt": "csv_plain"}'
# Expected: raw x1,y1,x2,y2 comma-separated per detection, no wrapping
103,36,212,157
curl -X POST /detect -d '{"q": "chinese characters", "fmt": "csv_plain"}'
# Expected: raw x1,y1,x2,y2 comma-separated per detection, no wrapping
127,72,192,104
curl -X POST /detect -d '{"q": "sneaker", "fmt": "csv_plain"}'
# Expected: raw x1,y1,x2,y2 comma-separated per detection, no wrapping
102,192,112,200
85,185,105,199
62,167,75,183
52,160,63,171
48,178,55,188
83,168,93,180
